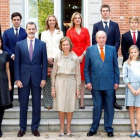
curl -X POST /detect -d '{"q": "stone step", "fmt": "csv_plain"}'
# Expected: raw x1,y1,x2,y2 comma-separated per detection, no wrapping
4,106,129,119
1,118,131,132
12,95,126,107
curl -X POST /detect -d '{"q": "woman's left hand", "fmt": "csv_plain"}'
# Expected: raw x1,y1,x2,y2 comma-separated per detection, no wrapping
76,90,80,98
48,58,54,65
79,55,84,63
9,83,12,91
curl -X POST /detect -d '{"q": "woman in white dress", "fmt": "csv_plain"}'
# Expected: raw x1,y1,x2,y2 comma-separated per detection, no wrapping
51,37,81,137
41,15,63,109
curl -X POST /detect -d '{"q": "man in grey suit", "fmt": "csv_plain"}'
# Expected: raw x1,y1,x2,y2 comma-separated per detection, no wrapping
84,31,119,137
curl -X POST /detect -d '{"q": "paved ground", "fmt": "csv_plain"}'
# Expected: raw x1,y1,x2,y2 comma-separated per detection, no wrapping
0,132,140,140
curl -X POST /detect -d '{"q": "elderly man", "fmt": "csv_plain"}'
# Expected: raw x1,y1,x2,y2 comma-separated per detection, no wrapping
84,31,119,137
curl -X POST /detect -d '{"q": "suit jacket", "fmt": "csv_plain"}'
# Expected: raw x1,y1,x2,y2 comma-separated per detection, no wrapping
84,44,119,90
121,30,140,63
92,20,120,52
3,27,27,68
14,38,47,87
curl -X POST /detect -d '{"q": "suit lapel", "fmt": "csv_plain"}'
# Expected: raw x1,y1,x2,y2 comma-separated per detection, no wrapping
128,31,134,44
10,28,16,43
23,39,30,62
99,21,105,31
107,21,113,37
136,31,140,44
32,39,40,61
17,27,23,41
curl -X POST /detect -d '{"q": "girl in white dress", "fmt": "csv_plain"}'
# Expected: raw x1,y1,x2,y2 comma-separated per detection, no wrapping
123,45,140,138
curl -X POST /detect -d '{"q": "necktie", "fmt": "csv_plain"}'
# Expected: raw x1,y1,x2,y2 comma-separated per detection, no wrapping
104,21,109,35
133,32,136,45
29,40,33,61
15,28,18,37
100,47,105,61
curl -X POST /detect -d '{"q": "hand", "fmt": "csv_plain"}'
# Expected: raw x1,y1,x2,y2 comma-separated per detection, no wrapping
51,87,56,98
40,80,46,88
48,58,54,65
76,90,80,98
86,83,92,90
136,88,140,95
131,88,137,95
114,84,119,90
16,80,23,88
12,55,15,61
79,55,84,63
9,83,12,91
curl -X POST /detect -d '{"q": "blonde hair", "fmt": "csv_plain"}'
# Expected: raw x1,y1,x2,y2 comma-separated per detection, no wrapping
129,16,139,23
45,15,60,30
127,45,140,65
70,12,83,29
59,37,73,51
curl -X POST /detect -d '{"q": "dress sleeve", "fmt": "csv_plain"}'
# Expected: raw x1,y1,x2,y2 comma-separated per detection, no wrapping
123,62,130,85
85,28,90,51
51,55,58,87
75,56,81,89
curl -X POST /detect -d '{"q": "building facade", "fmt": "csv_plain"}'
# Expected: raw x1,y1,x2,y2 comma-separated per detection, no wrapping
1,0,140,57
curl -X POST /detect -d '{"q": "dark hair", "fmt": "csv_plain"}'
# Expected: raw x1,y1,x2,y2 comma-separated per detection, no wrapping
100,4,110,12
0,24,3,50
11,12,22,20
26,22,37,29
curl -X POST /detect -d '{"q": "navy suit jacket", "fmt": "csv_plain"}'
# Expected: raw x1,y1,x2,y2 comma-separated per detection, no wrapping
121,30,140,63
14,38,47,87
92,20,120,52
3,27,27,68
84,44,119,90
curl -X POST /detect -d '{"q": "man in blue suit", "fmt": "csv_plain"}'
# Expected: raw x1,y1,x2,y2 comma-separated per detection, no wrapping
85,31,119,137
92,4,121,109
14,22,47,137
3,12,27,107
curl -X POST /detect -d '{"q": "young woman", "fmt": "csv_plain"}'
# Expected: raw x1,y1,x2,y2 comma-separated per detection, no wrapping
41,15,63,110
123,45,140,138
66,12,90,109
51,37,81,137
0,36,12,137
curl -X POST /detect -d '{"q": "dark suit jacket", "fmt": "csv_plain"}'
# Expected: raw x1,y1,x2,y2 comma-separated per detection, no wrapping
121,30,140,63
14,38,47,87
92,20,120,52
3,27,27,68
84,44,119,90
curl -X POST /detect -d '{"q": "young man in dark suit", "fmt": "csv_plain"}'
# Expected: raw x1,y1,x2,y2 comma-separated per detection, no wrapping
92,4,121,110
3,12,27,107
121,16,140,63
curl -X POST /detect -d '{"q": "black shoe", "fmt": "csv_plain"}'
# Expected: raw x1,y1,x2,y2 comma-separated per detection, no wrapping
87,131,97,137
114,103,122,110
126,106,129,110
107,132,114,137
17,130,25,137
0,131,2,137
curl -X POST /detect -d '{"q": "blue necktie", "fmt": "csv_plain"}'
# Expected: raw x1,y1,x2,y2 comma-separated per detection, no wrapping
15,28,18,37
104,21,109,35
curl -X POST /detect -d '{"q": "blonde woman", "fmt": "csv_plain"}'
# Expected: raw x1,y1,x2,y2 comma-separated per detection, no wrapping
66,12,90,109
41,15,63,109
51,37,81,137
123,45,140,138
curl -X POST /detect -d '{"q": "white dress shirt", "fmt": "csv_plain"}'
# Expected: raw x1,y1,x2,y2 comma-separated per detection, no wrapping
13,26,20,35
130,29,138,41
102,19,110,29
97,44,105,54
27,37,35,51
41,29,63,58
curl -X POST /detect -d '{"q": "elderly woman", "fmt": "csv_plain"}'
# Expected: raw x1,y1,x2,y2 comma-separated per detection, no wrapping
66,12,90,109
51,37,81,137
41,15,63,109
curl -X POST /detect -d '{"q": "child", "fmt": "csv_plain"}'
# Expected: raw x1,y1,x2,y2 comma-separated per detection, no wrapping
121,16,140,64
123,45,140,138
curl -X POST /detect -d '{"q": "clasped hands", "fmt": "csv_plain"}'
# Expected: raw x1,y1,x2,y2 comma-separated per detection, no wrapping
131,88,140,96
16,80,46,88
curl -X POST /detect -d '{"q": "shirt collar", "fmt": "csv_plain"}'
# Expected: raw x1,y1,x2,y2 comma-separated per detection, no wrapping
97,44,105,49
13,26,20,30
102,19,110,24
27,37,35,42
130,29,138,33
0,50,3,54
